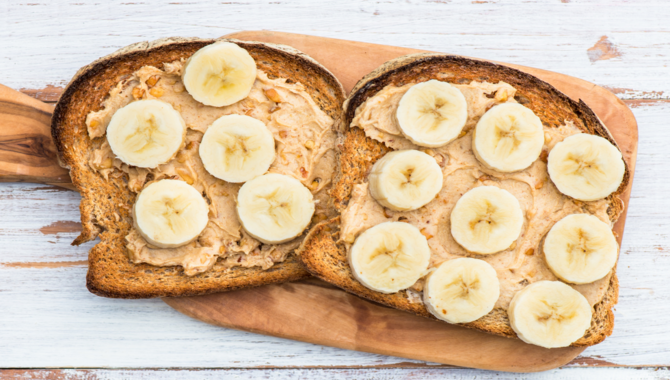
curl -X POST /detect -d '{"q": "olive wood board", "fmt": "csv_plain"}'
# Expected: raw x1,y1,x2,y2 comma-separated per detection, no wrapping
0,31,638,372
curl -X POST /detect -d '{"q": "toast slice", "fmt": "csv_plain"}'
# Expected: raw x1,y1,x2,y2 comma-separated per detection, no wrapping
297,53,629,347
52,37,345,298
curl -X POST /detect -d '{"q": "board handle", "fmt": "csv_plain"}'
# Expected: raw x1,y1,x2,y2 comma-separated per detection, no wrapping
0,84,74,190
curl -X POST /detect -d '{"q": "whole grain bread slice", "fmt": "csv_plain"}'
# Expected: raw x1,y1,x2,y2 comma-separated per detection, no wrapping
52,37,345,298
297,53,628,347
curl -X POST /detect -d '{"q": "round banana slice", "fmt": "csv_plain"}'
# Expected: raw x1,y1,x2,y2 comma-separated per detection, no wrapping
182,41,257,107
199,114,275,183
107,100,186,168
472,103,544,172
396,80,468,147
543,214,618,284
368,150,443,211
450,186,524,255
548,133,625,201
423,258,500,324
508,281,592,348
133,179,210,248
236,173,315,244
349,222,431,294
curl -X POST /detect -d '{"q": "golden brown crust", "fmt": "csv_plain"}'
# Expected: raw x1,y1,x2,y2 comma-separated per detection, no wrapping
52,37,345,298
299,53,627,347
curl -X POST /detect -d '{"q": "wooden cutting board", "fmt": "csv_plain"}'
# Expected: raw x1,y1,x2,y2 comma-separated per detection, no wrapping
0,31,638,372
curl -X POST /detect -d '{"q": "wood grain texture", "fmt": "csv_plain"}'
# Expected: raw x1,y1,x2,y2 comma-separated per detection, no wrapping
0,0,668,375
165,278,584,372
0,85,71,189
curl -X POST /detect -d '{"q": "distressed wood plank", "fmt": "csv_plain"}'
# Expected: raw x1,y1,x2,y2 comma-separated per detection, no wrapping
1,0,669,98
2,368,670,380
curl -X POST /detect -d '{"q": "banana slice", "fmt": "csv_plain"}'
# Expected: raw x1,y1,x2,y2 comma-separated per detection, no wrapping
543,214,618,284
133,179,210,248
236,173,315,244
396,80,468,147
368,150,443,211
508,281,592,348
450,186,524,255
107,100,186,168
348,222,431,294
472,103,544,172
182,41,257,107
548,133,625,201
199,114,275,183
423,258,500,324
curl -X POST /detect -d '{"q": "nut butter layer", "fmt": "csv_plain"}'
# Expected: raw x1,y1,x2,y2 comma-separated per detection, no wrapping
51,37,345,298
298,53,628,347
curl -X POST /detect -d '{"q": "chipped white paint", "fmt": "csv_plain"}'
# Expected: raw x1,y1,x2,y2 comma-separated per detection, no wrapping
0,0,669,376
0,0,669,97
3,368,670,380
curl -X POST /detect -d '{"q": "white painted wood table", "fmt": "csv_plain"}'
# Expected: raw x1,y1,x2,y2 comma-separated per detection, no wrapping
1,1,669,378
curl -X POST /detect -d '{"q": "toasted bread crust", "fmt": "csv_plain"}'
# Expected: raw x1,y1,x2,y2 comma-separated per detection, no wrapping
52,37,345,298
299,53,628,347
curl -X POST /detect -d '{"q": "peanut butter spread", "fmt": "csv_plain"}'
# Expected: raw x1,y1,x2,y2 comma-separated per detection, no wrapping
86,60,336,276
341,81,613,309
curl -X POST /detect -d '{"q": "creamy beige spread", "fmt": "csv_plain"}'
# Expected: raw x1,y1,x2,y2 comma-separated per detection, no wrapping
341,81,613,309
86,60,336,276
